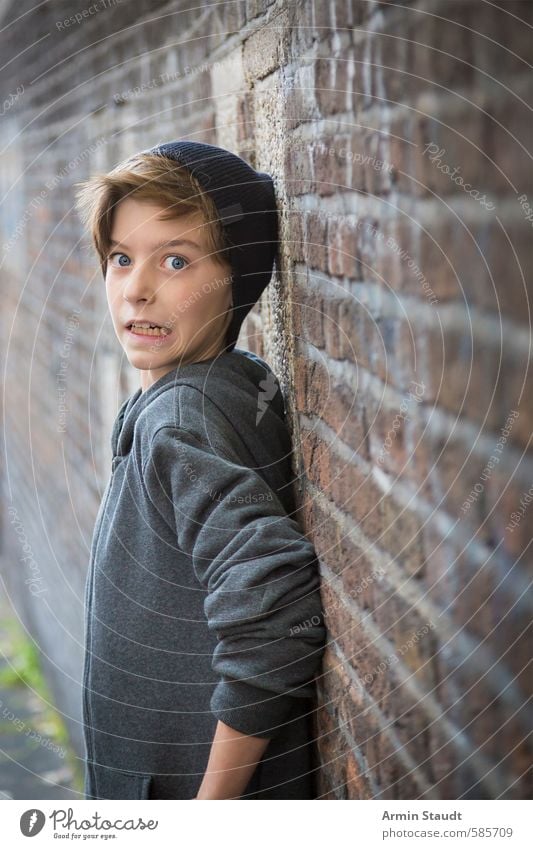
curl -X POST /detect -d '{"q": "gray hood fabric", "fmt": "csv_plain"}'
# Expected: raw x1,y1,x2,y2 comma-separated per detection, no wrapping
82,348,326,800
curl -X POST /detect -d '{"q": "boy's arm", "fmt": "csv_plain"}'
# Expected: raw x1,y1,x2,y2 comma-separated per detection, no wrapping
143,425,327,794
194,720,271,799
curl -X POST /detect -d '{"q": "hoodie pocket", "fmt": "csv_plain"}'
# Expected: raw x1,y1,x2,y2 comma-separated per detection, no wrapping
85,761,153,800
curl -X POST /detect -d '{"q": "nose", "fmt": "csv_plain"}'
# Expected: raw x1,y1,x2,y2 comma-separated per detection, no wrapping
122,259,156,304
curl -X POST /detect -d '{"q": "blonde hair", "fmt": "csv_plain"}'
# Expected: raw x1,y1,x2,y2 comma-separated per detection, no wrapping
74,152,234,280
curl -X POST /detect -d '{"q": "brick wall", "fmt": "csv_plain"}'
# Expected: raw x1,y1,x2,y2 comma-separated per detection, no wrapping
0,0,531,798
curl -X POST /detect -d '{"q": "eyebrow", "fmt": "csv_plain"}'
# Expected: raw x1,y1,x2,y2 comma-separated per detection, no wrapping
109,238,201,252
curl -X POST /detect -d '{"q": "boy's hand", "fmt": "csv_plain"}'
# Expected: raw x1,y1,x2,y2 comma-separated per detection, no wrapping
194,720,271,800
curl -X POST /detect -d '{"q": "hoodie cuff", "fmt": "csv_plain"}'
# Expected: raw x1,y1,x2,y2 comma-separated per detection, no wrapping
210,677,312,739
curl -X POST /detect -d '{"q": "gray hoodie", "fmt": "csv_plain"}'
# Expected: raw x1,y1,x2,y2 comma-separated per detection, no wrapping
82,348,326,799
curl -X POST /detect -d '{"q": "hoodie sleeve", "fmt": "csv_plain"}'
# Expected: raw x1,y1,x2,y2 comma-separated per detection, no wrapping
142,425,326,739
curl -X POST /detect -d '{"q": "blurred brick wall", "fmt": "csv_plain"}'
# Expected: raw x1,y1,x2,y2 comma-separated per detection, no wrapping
0,0,531,797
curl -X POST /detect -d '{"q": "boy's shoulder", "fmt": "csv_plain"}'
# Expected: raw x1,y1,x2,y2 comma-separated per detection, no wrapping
134,349,288,463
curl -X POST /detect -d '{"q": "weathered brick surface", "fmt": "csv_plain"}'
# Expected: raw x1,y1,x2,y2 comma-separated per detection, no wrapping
0,0,531,799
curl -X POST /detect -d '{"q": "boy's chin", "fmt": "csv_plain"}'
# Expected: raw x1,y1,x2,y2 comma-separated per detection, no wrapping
124,349,174,370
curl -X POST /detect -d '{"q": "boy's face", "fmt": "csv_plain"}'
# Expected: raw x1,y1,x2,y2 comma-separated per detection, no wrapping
106,197,233,391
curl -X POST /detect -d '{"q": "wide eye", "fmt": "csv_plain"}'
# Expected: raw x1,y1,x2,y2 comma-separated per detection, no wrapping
109,252,130,267
163,255,188,271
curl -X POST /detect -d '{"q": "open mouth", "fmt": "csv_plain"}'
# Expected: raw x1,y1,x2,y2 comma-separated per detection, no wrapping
126,321,171,337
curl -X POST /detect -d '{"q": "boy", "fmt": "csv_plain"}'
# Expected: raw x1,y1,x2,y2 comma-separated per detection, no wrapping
75,140,326,800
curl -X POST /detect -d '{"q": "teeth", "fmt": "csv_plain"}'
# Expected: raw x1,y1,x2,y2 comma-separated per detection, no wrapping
129,322,169,336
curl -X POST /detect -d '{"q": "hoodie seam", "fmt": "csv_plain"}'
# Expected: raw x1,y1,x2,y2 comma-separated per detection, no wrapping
179,382,260,466
141,423,235,481
137,379,254,479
